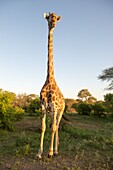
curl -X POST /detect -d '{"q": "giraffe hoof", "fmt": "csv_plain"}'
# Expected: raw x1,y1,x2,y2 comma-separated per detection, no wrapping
48,154,53,158
37,155,42,160
54,152,58,156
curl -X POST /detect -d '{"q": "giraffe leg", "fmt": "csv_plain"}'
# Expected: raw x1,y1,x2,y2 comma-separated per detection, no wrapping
38,105,46,159
48,111,57,158
54,112,63,155
54,125,59,155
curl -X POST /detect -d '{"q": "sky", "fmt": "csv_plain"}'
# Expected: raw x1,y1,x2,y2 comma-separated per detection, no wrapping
0,0,113,100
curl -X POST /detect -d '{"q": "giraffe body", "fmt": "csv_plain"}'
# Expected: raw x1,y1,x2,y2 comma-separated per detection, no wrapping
38,12,65,158
40,79,65,114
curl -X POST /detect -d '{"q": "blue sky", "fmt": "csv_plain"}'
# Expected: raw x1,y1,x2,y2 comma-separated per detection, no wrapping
0,0,113,100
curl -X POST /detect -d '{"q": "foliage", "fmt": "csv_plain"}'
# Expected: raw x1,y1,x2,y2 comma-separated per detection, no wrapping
74,92,113,117
98,66,113,90
14,106,25,120
15,94,38,111
91,103,105,117
71,103,77,110
75,103,92,115
0,89,25,130
77,89,97,103
87,96,97,104
104,93,113,115
77,89,92,101
15,93,41,116
27,97,41,116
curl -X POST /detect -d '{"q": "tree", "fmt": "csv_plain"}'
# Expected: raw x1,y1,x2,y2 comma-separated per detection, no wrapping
77,89,97,103
104,93,113,114
77,89,91,102
15,93,39,112
27,97,40,115
98,67,113,90
87,96,97,104
92,103,105,117
104,93,113,104
76,103,92,115
0,89,25,130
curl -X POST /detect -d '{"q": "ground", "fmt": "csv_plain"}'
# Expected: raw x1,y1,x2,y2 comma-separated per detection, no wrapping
0,114,113,170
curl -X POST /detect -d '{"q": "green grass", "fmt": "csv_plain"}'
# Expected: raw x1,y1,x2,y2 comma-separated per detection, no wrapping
0,115,113,169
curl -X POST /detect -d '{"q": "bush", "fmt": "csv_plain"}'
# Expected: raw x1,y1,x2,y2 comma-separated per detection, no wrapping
27,98,40,116
0,89,25,130
76,103,92,115
92,103,105,117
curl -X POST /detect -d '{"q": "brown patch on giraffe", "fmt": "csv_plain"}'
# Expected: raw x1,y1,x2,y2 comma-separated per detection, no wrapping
51,90,54,94
55,102,58,105
52,85,56,90
52,95,55,101
49,39,52,44
49,49,53,53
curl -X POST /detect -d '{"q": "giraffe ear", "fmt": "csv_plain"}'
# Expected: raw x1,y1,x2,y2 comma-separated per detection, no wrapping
57,16,61,22
44,13,49,20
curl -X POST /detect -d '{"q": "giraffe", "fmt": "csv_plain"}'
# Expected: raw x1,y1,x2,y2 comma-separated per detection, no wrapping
38,12,65,159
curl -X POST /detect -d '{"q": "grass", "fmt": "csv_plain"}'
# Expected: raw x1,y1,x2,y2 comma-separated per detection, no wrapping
0,114,113,169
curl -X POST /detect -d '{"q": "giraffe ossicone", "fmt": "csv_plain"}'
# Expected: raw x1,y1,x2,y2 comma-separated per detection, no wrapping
38,12,65,159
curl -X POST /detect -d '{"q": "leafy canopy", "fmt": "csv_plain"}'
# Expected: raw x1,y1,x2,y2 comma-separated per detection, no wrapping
98,67,113,90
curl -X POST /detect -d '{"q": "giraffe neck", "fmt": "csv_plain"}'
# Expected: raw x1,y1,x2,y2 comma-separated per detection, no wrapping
46,29,55,82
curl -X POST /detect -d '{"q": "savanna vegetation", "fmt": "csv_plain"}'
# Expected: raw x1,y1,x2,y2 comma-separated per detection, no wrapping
0,67,113,169
0,113,113,169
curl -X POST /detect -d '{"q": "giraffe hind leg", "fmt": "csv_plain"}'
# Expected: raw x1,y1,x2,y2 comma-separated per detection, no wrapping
54,125,59,156
48,111,57,158
54,111,63,156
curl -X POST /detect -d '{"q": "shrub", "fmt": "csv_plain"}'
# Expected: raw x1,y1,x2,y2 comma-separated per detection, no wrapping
27,97,40,116
92,103,105,117
76,103,92,115
0,89,25,130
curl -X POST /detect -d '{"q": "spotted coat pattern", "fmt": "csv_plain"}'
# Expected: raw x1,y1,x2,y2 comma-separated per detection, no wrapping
38,12,65,159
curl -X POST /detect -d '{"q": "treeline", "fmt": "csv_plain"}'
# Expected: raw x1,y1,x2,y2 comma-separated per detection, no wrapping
0,88,113,130
66,89,113,117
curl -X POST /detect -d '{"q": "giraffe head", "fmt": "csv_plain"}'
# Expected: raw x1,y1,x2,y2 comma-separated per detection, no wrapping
44,12,61,30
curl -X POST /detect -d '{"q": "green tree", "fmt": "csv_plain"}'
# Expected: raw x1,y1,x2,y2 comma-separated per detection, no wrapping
77,89,92,102
98,67,113,90
27,97,40,116
0,89,25,130
15,93,39,112
104,93,113,114
76,103,92,115
92,103,105,117
87,96,97,104
77,89,97,104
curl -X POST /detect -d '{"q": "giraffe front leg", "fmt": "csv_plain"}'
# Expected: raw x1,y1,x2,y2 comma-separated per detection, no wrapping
54,112,63,156
48,111,57,158
38,106,46,159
